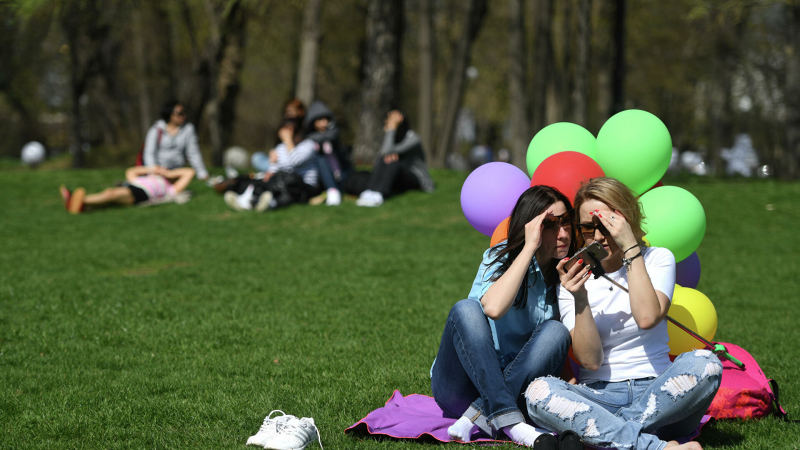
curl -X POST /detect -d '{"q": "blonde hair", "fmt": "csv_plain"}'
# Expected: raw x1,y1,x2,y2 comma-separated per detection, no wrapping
574,177,647,245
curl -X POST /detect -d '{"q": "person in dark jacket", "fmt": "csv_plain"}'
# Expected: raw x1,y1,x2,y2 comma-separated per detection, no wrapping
303,101,352,206
356,110,435,207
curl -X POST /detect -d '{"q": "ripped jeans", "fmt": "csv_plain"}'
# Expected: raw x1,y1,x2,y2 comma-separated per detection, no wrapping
526,350,723,450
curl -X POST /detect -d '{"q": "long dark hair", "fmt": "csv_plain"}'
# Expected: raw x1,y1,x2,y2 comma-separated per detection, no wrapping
393,112,410,144
160,100,181,123
488,185,576,309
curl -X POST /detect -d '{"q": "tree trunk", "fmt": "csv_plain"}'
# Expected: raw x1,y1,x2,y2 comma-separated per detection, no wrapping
417,0,434,159
610,0,626,116
531,0,553,133
433,0,487,168
508,0,529,170
784,3,800,179
353,0,404,164
572,0,591,127
296,0,322,106
132,7,152,139
204,0,247,167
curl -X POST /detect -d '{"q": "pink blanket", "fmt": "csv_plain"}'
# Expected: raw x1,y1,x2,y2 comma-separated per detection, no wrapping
345,390,710,447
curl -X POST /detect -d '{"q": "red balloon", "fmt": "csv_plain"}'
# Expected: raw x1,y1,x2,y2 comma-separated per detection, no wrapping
646,180,665,193
530,151,605,203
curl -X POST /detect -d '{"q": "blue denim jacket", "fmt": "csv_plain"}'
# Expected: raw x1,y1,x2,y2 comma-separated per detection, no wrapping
468,246,558,369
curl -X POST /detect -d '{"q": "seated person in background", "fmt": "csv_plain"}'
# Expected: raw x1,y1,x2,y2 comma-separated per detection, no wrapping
252,98,307,172
60,166,195,214
224,118,321,212
303,100,352,206
356,110,434,207
143,100,208,180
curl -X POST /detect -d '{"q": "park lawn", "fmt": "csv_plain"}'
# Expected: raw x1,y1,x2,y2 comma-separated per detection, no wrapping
1,166,798,449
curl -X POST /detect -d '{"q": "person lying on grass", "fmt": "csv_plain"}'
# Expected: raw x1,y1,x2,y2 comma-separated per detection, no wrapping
525,177,722,450
60,166,195,214
430,185,580,448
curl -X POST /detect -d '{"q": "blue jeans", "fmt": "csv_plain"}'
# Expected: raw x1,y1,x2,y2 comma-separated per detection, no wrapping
431,299,570,436
526,350,723,450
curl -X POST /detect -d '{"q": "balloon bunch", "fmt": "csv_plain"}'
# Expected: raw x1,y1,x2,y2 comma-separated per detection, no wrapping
461,109,721,359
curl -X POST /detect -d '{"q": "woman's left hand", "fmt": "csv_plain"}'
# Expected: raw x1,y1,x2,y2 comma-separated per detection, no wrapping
278,126,294,145
591,209,638,250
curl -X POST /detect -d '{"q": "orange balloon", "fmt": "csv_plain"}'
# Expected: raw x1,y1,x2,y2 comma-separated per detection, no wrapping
490,217,511,247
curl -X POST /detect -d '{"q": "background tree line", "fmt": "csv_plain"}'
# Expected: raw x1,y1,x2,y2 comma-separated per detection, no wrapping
2,0,799,178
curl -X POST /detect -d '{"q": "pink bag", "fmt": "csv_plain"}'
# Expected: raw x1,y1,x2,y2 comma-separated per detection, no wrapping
706,342,787,420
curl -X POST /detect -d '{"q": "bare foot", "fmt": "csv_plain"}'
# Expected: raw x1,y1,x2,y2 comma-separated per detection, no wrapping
665,440,702,450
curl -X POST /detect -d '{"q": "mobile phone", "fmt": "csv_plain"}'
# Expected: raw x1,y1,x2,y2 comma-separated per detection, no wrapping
564,241,609,272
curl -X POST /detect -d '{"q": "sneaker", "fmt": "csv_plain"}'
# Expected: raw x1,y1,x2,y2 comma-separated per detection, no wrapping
246,410,291,447
308,191,327,206
225,166,239,179
68,188,85,214
206,175,225,187
266,416,323,450
59,185,71,210
224,191,248,211
325,188,341,206
254,191,274,212
356,190,383,207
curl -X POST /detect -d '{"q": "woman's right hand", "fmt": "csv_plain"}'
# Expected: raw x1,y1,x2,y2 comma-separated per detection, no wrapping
523,209,551,252
557,257,591,296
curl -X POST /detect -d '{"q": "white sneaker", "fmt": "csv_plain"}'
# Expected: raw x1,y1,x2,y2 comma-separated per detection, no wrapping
356,190,383,207
266,416,323,450
325,188,341,206
224,191,247,211
255,191,274,212
246,410,291,447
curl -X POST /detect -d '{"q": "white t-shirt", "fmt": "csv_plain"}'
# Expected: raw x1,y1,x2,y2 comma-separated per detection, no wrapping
559,246,676,384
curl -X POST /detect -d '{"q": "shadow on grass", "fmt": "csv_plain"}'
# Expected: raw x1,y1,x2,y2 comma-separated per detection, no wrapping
696,419,746,447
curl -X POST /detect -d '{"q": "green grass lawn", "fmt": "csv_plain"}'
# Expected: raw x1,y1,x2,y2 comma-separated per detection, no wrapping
1,166,798,449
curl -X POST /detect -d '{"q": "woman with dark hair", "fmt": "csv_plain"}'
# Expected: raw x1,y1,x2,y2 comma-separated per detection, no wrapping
142,100,208,180
355,110,434,207
525,177,721,450
430,186,578,448
224,118,321,212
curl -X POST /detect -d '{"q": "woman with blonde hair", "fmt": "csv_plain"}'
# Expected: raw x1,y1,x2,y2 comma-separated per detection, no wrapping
525,177,721,450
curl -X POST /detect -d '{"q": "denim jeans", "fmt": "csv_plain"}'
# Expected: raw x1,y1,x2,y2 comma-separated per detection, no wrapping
431,299,570,436
526,350,723,450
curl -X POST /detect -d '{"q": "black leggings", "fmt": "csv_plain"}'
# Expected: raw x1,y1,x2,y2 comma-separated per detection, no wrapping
232,174,322,209
366,158,421,198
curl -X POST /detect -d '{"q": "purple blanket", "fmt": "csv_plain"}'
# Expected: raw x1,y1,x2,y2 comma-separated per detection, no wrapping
345,390,711,447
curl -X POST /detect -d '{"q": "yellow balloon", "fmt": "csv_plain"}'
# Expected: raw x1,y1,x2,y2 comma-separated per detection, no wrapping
667,285,718,356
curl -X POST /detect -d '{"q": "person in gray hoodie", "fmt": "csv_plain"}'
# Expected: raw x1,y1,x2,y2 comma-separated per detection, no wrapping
356,110,434,207
303,101,352,206
142,100,209,180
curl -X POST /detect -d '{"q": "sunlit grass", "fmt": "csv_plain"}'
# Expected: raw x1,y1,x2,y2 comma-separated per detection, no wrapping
1,168,798,449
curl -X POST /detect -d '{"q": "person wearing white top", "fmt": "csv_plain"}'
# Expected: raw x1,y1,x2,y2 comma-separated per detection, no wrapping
525,177,722,450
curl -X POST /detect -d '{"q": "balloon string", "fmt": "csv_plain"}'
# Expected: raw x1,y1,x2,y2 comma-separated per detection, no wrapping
599,275,744,368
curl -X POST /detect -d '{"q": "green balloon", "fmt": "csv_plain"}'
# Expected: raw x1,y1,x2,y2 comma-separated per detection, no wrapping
640,186,705,262
526,122,596,177
595,110,672,195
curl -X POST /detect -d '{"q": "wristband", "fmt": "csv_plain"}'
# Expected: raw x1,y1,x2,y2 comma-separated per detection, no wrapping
623,244,639,254
622,251,643,271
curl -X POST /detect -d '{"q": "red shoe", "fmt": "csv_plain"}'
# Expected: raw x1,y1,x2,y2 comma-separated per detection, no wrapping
68,188,85,214
59,185,71,210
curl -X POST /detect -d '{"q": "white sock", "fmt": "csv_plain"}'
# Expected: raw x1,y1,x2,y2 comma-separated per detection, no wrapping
502,422,549,447
447,416,477,443
237,184,254,209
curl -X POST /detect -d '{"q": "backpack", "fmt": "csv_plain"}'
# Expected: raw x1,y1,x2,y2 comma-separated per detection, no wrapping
135,128,163,166
706,342,788,420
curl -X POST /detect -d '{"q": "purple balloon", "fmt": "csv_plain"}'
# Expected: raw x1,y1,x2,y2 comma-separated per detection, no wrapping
675,251,701,289
461,162,531,236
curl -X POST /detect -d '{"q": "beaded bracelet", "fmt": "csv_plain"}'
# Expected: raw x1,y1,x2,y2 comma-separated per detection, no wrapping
622,251,643,271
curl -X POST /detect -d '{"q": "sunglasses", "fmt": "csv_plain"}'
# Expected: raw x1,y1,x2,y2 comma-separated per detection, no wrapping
172,110,186,117
579,221,610,238
542,210,574,230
